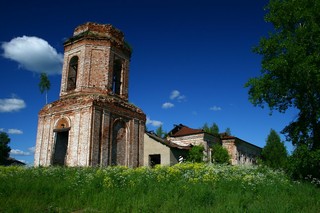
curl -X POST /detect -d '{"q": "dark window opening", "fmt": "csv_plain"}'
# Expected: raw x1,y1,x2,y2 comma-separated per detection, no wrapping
52,131,69,166
112,59,122,95
67,56,78,91
149,154,161,167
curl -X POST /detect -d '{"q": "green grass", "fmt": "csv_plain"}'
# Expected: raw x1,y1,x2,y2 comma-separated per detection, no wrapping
0,163,319,212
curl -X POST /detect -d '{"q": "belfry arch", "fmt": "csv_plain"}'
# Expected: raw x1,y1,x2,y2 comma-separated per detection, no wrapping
112,58,123,95
67,56,78,91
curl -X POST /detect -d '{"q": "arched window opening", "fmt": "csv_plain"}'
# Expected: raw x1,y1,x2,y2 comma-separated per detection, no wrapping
67,56,78,91
112,59,122,95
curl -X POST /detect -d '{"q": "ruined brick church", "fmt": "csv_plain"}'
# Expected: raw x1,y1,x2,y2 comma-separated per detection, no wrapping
34,22,146,167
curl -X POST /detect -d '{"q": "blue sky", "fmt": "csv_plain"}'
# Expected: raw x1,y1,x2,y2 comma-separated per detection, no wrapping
0,0,297,165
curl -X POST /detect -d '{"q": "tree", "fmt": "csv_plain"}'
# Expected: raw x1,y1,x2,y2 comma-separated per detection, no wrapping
186,145,204,163
202,122,219,137
155,125,167,138
0,132,11,165
245,0,320,150
211,144,230,164
39,73,51,104
211,123,219,136
202,123,210,133
287,144,320,180
261,129,288,169
225,128,232,136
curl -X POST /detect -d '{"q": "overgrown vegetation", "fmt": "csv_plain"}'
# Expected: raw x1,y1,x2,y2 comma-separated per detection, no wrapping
186,145,204,162
286,145,320,181
1,164,319,212
211,144,231,164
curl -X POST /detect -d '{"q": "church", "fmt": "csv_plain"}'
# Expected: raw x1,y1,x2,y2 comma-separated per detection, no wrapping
34,22,261,168
34,23,146,167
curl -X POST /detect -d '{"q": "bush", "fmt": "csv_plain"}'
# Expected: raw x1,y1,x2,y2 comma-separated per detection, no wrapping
211,144,230,164
287,145,320,182
186,145,204,163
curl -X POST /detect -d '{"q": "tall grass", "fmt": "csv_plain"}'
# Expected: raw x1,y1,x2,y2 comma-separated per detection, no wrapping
0,163,319,212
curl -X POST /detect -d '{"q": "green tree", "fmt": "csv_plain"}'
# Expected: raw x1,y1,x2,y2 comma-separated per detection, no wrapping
245,0,320,150
155,125,167,138
261,129,288,169
225,128,232,136
202,123,210,133
0,132,11,165
39,73,51,104
211,144,230,164
287,144,320,180
202,122,220,136
186,145,204,163
211,123,219,136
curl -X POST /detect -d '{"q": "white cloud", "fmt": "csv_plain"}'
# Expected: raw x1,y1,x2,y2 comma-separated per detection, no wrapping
2,36,63,75
28,146,35,153
170,90,180,100
0,97,26,112
210,106,222,111
169,90,186,102
10,149,31,156
146,117,163,127
162,102,174,109
7,129,23,134
177,95,186,102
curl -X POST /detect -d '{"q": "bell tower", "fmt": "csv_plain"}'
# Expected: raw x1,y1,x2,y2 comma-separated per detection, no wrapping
60,22,131,100
34,23,146,167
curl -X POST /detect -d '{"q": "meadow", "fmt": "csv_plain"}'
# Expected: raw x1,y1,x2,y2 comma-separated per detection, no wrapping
0,163,319,212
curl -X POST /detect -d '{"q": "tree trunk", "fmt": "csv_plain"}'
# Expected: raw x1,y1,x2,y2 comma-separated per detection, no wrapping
45,91,48,105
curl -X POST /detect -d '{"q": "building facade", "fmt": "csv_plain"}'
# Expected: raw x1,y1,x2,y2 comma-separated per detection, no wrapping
34,23,146,167
144,131,190,167
221,136,262,165
167,124,221,162
164,124,261,166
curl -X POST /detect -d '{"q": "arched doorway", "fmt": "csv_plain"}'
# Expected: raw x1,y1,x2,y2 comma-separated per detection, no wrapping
52,118,70,166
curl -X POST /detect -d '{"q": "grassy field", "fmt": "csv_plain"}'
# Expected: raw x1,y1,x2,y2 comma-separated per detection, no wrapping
0,163,319,212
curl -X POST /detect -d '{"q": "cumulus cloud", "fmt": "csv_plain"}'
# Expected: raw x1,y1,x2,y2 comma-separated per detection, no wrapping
28,146,35,153
169,90,186,102
10,149,31,156
146,117,163,127
210,106,222,111
7,129,23,134
2,36,63,75
0,97,26,112
162,102,174,109
170,90,180,100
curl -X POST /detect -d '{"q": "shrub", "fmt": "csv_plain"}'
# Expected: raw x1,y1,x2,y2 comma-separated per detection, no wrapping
287,145,320,182
186,145,204,162
211,144,230,164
